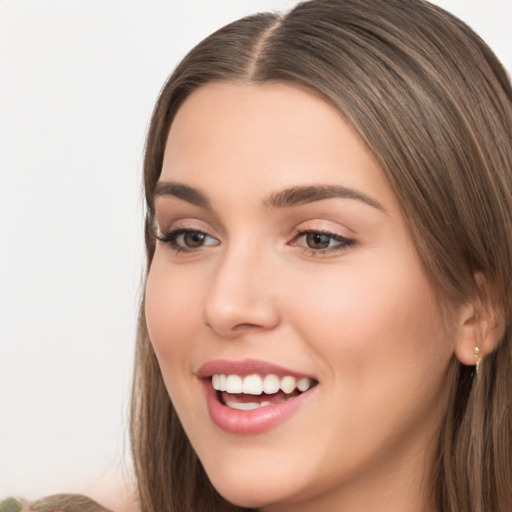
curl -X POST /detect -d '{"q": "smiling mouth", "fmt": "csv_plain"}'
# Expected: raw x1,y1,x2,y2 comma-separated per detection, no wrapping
211,373,318,411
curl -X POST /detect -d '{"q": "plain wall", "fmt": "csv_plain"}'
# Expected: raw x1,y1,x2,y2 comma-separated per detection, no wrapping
1,0,511,499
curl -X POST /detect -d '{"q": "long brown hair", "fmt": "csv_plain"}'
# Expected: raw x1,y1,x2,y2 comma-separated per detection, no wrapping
130,1,512,511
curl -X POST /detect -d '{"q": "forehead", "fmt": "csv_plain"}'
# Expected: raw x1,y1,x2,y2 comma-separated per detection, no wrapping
160,81,397,213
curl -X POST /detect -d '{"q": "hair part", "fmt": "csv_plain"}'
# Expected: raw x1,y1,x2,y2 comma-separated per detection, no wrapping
131,1,512,511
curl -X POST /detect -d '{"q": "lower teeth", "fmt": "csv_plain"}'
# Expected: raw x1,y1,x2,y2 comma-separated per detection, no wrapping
225,401,271,411
224,397,294,410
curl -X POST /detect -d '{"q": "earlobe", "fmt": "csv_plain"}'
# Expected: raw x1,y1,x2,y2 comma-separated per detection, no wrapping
454,308,481,367
454,283,504,368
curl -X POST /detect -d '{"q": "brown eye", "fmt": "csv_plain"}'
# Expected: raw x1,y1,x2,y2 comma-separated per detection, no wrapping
183,231,207,247
156,228,219,252
292,230,355,254
305,233,331,249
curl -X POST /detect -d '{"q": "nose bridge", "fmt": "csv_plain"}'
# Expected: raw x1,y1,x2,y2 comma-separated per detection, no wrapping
202,237,280,337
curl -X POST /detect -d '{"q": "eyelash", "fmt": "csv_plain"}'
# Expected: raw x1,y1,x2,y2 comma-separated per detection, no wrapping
156,227,355,255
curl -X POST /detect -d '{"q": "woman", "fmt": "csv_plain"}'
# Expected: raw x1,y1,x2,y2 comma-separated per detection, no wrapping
130,0,512,511
5,0,511,510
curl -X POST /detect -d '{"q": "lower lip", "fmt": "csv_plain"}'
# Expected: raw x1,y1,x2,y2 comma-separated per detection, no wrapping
202,380,316,435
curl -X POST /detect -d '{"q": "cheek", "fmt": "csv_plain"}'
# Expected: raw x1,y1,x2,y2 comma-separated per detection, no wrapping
284,251,452,382
278,253,454,473
144,255,200,365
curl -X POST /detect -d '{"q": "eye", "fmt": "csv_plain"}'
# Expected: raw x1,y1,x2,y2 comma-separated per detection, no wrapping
291,230,355,254
304,232,335,250
157,228,219,253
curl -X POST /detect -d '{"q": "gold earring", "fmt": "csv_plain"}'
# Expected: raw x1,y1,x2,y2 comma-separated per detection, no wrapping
474,346,481,374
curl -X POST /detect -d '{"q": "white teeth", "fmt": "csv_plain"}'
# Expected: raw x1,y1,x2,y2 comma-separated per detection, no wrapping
225,375,243,394
280,376,296,394
224,398,292,410
225,401,261,411
297,377,312,392
262,374,280,394
242,374,263,395
212,373,314,395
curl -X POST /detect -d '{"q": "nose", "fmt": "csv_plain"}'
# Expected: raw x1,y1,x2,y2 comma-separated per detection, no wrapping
201,246,281,338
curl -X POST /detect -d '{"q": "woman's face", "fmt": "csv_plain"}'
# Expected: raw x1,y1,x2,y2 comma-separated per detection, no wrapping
145,82,456,511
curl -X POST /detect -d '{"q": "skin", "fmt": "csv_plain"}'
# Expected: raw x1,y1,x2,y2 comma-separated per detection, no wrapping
145,82,463,512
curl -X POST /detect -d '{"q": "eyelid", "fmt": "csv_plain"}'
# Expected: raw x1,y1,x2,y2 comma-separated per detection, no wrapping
156,227,217,242
154,216,217,238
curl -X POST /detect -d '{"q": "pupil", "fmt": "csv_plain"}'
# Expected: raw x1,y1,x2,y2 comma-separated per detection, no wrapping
307,233,330,249
185,232,205,247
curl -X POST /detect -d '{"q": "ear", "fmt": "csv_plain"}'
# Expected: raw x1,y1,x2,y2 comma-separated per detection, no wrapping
454,273,504,367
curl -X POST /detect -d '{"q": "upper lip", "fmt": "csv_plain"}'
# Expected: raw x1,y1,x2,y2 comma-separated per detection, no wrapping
196,358,316,380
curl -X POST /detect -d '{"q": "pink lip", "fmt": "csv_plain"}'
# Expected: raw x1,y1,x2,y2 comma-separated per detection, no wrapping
197,359,317,435
196,358,314,379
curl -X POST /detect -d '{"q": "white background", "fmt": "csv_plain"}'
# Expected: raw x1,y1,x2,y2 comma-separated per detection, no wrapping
1,0,511,500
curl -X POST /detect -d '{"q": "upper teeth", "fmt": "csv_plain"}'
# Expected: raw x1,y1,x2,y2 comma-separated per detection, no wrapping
211,374,313,395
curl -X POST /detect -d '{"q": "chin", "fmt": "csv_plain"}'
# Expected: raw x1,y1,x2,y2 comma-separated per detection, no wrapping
203,459,299,509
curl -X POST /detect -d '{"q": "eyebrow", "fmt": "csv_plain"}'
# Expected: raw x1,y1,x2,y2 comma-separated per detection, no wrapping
154,181,210,208
154,181,385,212
263,184,385,211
